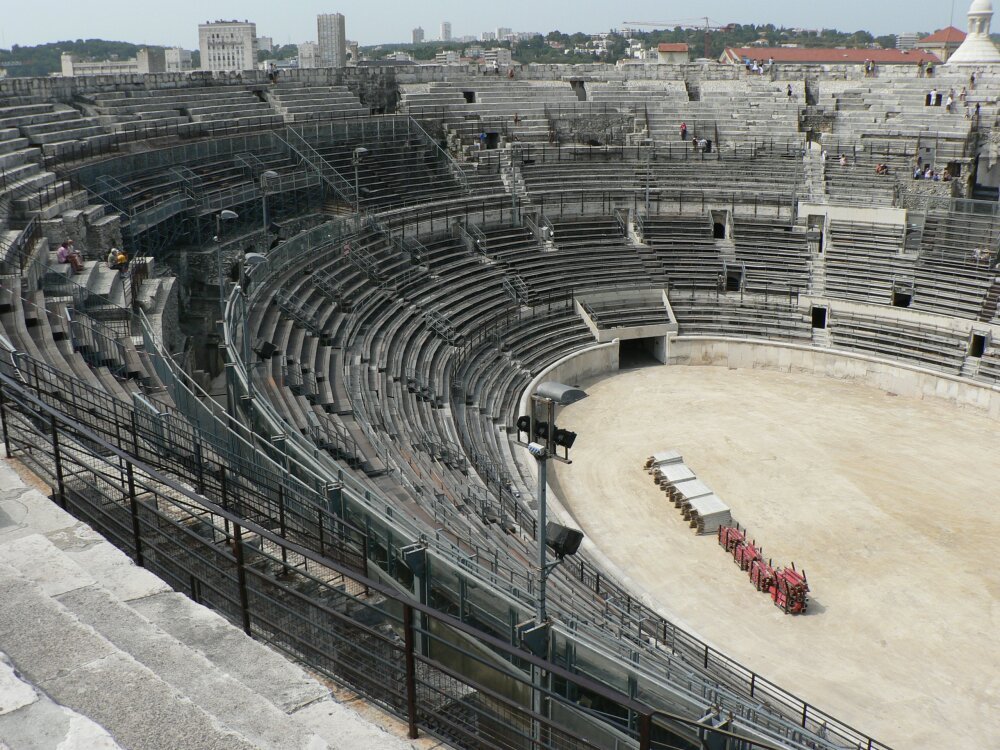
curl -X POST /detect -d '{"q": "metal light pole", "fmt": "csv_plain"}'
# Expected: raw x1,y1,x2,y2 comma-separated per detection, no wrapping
514,381,586,747
239,253,267,427
534,396,555,623
215,209,239,319
352,147,368,227
515,381,587,623
260,170,278,233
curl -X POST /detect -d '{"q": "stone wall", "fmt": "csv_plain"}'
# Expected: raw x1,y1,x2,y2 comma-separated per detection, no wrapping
0,61,939,109
667,336,1000,420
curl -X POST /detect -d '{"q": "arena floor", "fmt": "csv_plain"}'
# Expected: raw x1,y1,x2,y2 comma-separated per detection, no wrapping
546,364,1000,750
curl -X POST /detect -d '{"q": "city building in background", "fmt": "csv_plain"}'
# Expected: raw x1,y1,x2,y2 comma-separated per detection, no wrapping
298,41,319,68
440,22,452,42
60,48,166,76
198,20,258,72
657,43,690,64
412,27,424,44
917,26,966,62
165,47,193,72
318,13,347,68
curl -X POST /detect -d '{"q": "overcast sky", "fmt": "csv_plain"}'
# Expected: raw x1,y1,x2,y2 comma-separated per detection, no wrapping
0,0,967,49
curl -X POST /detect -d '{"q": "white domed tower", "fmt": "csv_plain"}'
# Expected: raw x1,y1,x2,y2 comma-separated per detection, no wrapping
948,0,1000,64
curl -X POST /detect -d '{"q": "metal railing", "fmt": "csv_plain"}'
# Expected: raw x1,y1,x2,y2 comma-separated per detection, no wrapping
0,365,791,750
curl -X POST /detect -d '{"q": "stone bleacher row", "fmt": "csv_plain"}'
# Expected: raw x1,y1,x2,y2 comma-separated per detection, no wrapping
0,84,369,165
400,78,804,151
2,68,999,748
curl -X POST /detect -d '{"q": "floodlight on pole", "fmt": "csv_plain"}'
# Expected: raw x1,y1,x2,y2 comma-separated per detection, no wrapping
514,380,586,745
513,380,587,625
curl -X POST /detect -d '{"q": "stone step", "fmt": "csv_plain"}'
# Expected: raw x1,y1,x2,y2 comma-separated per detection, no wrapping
58,584,330,750
0,146,39,171
0,168,54,200
0,109,80,130
0,103,56,118
0,439,424,750
0,649,123,749
0,135,33,155
0,557,259,750
25,125,109,145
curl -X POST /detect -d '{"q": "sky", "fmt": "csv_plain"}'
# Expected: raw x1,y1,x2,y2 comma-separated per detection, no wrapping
0,0,968,50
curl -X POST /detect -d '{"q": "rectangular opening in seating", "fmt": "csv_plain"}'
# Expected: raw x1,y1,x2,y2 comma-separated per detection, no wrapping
725,271,741,292
969,333,986,358
711,210,729,240
619,337,663,368
811,306,827,329
485,132,500,149
891,290,911,308
462,91,476,104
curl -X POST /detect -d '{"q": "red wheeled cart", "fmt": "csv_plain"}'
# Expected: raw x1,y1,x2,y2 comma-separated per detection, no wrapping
749,557,775,592
717,524,744,553
770,565,809,614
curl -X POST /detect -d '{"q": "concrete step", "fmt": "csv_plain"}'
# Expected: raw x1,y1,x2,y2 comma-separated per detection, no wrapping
0,109,79,130
58,584,331,750
0,449,422,750
0,147,40,171
0,103,56,118
0,649,123,749
0,530,342,750
0,555,259,750
0,135,33,155
25,125,109,145
0,168,55,200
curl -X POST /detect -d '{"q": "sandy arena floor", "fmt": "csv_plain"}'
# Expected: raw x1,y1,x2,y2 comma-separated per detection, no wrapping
547,364,1000,750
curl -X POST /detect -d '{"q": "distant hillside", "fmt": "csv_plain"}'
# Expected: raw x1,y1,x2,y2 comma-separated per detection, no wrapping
0,39,152,77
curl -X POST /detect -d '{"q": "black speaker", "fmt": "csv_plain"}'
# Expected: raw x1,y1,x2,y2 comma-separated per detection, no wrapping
253,340,278,359
546,522,584,559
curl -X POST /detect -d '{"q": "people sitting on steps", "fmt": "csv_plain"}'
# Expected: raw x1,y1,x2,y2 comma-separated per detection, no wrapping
56,240,84,274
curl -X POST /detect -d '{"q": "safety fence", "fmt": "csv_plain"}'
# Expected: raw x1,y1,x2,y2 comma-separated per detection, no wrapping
0,357,791,750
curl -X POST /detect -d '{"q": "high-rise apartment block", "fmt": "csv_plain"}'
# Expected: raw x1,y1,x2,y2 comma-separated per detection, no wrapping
496,27,513,41
440,22,452,42
412,27,425,44
318,13,347,68
198,20,258,72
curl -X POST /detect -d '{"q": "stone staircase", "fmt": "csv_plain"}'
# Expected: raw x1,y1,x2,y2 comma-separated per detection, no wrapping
811,327,832,348
959,356,981,379
0,459,423,750
809,249,827,296
714,237,737,267
499,148,529,206
803,145,827,203
978,275,1000,323
625,216,670,286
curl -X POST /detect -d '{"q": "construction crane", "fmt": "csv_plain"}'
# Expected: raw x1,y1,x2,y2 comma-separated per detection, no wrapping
622,18,732,60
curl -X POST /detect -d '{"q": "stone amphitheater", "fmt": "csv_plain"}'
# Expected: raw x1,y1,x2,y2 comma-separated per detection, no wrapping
0,49,998,750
